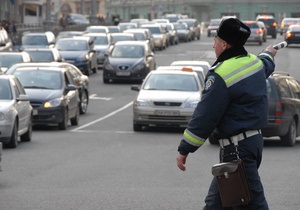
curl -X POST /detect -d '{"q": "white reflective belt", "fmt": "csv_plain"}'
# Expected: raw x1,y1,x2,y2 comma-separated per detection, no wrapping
219,130,261,148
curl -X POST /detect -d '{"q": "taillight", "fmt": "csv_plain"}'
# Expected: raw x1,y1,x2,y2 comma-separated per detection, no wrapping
286,31,293,38
275,101,282,124
256,29,263,34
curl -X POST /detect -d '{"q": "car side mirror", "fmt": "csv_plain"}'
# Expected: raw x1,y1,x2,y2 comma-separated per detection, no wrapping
131,85,140,91
17,94,29,101
66,84,77,91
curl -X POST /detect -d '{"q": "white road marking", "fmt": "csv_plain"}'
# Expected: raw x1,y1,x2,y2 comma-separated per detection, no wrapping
71,101,133,132
89,94,112,100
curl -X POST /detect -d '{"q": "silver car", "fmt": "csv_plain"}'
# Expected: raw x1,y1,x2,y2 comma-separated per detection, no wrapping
131,69,202,131
0,75,33,148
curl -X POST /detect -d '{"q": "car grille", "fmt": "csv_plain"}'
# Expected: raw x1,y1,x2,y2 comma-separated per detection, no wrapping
117,65,130,70
30,102,43,108
153,102,182,106
148,115,188,120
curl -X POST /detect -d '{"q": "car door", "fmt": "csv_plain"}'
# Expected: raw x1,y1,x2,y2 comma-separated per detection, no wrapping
12,77,31,132
286,78,300,134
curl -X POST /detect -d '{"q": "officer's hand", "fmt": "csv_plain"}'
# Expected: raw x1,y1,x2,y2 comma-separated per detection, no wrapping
176,153,187,171
265,45,277,57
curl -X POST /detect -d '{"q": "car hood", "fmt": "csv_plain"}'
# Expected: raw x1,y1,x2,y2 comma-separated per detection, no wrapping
59,51,87,59
108,57,143,65
0,100,14,111
25,89,62,102
137,90,200,102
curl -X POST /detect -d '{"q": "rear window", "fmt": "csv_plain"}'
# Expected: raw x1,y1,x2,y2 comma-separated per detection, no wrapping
275,78,292,98
244,22,259,28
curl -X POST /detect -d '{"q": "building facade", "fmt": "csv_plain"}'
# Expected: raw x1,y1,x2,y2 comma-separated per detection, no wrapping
1,0,300,25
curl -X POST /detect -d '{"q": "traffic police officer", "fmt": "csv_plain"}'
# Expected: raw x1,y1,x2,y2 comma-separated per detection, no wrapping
176,18,277,209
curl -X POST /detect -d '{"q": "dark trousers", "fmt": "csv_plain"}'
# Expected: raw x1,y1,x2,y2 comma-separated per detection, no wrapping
203,135,269,210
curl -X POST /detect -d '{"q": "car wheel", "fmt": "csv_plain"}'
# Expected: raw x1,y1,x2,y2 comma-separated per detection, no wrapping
20,116,32,142
133,122,143,131
58,109,68,130
71,108,79,126
6,121,18,148
79,90,88,114
280,119,297,147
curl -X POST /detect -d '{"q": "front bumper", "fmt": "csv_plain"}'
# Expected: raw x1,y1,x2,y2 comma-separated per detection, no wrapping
32,106,66,126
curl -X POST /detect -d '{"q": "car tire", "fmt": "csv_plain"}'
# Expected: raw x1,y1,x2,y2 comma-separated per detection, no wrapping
280,119,297,147
20,116,32,142
71,108,79,126
6,121,18,148
58,109,68,130
133,122,143,131
79,90,88,114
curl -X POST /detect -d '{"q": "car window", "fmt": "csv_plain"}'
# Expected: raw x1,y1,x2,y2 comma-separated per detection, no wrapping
287,78,300,99
56,40,87,51
0,55,23,68
94,36,109,45
22,35,48,45
276,78,292,98
27,51,55,62
0,78,12,100
14,69,62,90
112,45,144,58
144,74,198,91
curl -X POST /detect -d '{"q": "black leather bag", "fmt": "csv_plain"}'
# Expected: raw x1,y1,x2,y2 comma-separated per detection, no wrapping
212,159,252,207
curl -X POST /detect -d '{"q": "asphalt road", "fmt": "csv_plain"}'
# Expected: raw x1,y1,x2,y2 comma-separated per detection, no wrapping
1,32,299,210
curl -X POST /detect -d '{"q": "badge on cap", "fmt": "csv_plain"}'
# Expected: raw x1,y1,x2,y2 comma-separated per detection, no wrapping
205,76,215,90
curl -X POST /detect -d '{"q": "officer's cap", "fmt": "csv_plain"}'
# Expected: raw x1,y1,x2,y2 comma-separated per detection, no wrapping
217,18,250,46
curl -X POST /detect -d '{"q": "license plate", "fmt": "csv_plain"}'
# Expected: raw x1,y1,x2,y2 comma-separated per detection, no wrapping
155,110,180,116
294,34,300,37
116,72,130,76
33,109,38,115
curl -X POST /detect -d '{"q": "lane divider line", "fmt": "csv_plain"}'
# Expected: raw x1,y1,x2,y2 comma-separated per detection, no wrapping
71,101,133,132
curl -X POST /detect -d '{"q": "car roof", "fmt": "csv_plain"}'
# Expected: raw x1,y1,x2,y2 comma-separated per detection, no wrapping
149,69,199,77
156,65,204,72
114,40,147,46
6,62,74,73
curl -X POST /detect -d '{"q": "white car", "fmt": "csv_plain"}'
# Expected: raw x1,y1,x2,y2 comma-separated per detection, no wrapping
0,75,33,148
131,69,203,131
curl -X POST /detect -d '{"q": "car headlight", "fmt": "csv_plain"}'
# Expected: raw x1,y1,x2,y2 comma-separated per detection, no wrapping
44,98,62,108
80,54,89,61
103,62,114,70
184,101,199,108
0,112,5,121
134,99,150,107
133,63,146,71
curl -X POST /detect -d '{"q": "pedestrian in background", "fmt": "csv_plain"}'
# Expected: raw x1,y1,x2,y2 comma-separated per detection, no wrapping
176,18,277,209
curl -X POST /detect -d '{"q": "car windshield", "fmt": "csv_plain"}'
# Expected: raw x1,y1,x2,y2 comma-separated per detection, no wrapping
26,51,55,62
22,35,48,45
94,36,109,45
111,45,144,58
144,27,161,34
143,74,198,91
0,79,12,100
112,35,134,42
86,28,107,33
0,55,23,68
174,24,187,30
14,69,62,90
56,40,88,51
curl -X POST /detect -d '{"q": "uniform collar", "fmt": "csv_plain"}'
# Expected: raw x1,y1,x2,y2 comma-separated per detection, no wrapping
212,46,248,67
